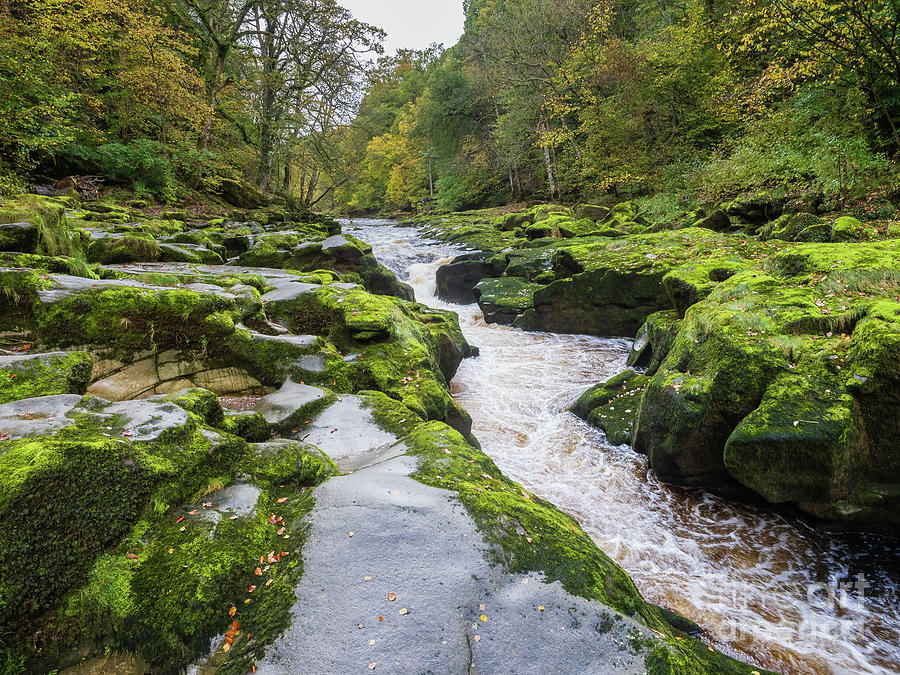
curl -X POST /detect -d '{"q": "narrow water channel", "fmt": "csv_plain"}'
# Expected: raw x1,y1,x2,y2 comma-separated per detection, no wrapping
343,219,900,675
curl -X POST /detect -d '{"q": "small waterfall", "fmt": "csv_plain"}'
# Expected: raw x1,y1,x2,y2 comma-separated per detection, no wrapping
343,219,900,675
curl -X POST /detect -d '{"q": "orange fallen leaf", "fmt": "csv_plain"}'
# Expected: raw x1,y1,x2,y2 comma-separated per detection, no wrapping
378,616,383,621
277,497,289,504
387,593,396,602
228,606,237,618
255,567,263,576
244,598,252,604
168,548,175,555
231,620,240,632
248,585,257,593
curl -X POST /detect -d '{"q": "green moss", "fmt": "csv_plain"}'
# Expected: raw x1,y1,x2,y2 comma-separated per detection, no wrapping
0,351,93,404
474,277,540,324
0,196,81,257
0,412,214,627
36,285,237,351
220,411,271,442
571,370,649,446
87,235,161,264
160,388,225,426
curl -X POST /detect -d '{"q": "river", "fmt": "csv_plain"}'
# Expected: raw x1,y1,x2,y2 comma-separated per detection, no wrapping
342,218,900,675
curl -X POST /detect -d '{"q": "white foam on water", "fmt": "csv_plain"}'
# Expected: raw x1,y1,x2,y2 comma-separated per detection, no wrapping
343,219,900,675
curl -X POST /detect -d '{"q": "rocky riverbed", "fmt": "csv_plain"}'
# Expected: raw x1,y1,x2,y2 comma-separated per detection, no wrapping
0,195,764,674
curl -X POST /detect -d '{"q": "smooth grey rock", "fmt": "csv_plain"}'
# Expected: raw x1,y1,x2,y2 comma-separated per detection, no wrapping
261,282,321,304
77,399,192,441
254,454,650,674
298,395,399,469
293,354,326,373
255,380,328,431
0,395,82,439
249,332,318,348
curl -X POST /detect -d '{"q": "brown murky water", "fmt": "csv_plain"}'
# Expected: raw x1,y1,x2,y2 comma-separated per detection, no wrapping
345,219,900,675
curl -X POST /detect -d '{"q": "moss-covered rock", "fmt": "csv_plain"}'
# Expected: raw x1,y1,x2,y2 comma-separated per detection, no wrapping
0,351,93,404
832,216,877,242
0,196,83,257
474,277,540,324
630,241,900,529
87,235,162,264
436,253,506,304
626,310,681,375
571,370,649,445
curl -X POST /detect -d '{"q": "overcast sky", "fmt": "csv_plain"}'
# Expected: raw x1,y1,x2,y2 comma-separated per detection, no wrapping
340,0,466,55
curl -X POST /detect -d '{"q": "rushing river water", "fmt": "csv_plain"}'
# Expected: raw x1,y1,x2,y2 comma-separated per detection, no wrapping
343,219,900,675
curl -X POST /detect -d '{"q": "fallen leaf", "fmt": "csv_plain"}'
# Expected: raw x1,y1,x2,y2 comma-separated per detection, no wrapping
188,510,198,515
255,567,263,576
277,497,289,504
176,516,185,524
348,531,354,537
231,620,240,632
538,606,544,612
358,623,365,629
378,616,384,621
387,593,396,602
364,576,372,582
168,548,175,555
244,598,252,605
368,663,377,670
265,579,274,587
277,527,286,535
368,639,376,646
229,606,237,618
248,585,257,593
398,608,408,615
707,646,715,652
125,553,138,561
179,526,186,532
479,604,485,611
526,537,533,544
480,614,487,622
473,635,481,642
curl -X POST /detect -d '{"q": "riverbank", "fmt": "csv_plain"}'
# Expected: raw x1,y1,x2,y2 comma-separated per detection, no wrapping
409,202,900,534
0,195,765,673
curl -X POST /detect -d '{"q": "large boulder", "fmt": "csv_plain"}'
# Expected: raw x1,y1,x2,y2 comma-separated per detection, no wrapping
436,252,506,304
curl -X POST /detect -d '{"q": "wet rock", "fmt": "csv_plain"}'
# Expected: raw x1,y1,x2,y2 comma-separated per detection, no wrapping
474,277,540,324
0,222,37,253
255,379,330,434
0,394,82,439
436,252,505,304
693,209,731,232
571,370,648,446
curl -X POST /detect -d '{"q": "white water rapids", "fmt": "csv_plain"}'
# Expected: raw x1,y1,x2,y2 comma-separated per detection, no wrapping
343,219,900,675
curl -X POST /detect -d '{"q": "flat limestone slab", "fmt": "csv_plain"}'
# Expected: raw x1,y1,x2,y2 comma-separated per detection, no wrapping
297,395,400,469
254,454,649,675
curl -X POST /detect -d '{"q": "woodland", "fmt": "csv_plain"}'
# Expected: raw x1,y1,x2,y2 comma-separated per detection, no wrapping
1,0,898,217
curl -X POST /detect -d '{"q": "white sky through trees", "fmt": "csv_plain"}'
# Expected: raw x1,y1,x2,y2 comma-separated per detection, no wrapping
340,0,465,55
